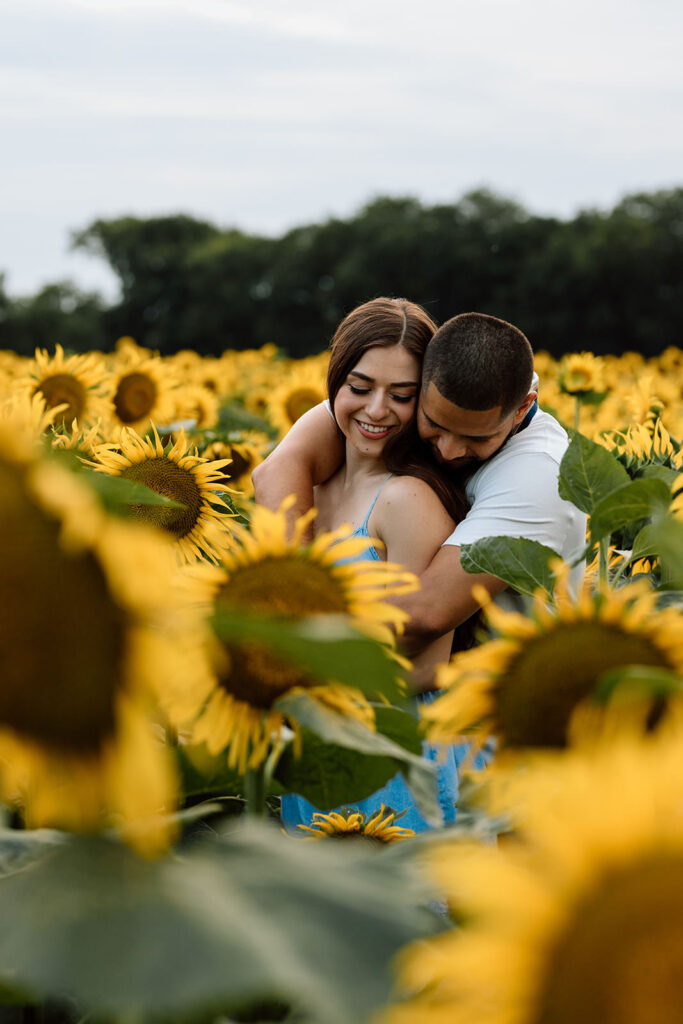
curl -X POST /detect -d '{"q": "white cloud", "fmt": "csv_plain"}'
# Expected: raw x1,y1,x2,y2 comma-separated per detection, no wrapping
1,0,681,294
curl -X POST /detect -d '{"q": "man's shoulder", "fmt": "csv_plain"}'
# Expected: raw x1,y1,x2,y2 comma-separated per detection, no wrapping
476,409,568,478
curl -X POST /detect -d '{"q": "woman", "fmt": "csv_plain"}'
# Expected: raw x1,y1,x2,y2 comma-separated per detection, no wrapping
278,297,481,833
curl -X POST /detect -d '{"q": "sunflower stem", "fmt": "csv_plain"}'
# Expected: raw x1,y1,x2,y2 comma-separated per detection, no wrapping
599,536,610,585
244,764,267,818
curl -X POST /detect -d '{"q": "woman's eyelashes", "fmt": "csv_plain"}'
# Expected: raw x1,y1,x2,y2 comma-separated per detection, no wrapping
347,384,414,403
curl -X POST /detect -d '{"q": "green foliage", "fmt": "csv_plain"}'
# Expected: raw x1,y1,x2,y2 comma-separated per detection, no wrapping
558,432,630,515
0,826,440,1023
212,609,408,706
275,698,437,820
0,276,107,356
460,536,559,597
2,188,682,357
588,478,671,545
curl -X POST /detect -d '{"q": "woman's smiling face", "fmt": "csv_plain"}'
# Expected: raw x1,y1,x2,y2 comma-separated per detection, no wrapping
332,345,421,456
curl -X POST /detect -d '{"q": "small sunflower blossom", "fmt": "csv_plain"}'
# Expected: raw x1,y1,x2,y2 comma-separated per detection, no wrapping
266,360,328,439
19,344,114,430
422,560,683,755
87,425,235,564
160,498,419,775
384,726,683,1024
296,805,415,844
558,352,605,396
199,433,270,498
110,351,180,432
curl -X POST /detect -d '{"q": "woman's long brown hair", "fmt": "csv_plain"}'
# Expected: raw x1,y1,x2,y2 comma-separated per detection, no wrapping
327,297,468,523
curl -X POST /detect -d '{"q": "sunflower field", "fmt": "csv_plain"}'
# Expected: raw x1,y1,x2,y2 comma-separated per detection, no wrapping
0,334,682,1024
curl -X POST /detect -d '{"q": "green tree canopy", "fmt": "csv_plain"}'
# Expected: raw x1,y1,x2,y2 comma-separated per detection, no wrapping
2,188,681,358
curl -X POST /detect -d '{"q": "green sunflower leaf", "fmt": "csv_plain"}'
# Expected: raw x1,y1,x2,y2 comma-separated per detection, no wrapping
0,829,64,878
558,432,630,514
81,469,185,509
637,464,679,488
0,826,440,1023
460,536,559,597
588,478,671,544
594,664,683,703
633,516,683,588
275,704,423,809
274,692,440,826
212,609,408,705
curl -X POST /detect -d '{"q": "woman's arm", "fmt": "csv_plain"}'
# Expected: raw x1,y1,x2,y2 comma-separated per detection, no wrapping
252,403,345,533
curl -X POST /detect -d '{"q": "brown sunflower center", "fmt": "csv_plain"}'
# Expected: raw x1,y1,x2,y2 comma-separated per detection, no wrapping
227,447,252,481
535,855,683,1024
121,458,202,538
284,388,323,425
0,461,125,754
495,621,669,749
216,557,349,707
35,373,87,425
114,372,157,424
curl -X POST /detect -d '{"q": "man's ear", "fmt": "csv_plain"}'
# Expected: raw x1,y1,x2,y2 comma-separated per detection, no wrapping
512,391,536,425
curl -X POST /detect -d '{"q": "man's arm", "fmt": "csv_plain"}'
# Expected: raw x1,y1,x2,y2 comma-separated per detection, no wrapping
252,403,345,530
393,544,508,647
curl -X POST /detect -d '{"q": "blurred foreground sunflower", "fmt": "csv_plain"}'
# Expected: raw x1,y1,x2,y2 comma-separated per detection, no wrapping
423,563,683,754
0,428,184,855
21,344,113,430
386,730,683,1024
163,500,418,773
88,426,234,563
297,805,415,844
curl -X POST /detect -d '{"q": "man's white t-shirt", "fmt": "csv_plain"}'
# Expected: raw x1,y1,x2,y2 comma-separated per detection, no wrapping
321,398,586,594
444,407,586,594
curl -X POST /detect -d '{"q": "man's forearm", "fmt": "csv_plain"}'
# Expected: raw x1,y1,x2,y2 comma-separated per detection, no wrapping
392,545,508,651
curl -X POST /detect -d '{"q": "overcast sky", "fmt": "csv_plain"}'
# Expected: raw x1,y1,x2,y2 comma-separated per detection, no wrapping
2,0,681,299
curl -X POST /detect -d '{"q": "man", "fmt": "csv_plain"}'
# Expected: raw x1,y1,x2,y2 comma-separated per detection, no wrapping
252,311,586,646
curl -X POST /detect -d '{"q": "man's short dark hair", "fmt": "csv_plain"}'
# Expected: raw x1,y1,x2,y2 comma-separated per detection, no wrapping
422,312,534,415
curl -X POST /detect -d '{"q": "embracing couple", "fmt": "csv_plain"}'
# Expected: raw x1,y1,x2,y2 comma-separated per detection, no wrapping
253,299,586,828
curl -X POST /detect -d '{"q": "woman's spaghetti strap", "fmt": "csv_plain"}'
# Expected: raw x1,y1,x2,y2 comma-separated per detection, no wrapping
360,474,393,531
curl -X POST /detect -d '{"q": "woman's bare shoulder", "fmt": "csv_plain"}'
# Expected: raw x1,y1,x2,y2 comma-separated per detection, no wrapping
380,474,446,506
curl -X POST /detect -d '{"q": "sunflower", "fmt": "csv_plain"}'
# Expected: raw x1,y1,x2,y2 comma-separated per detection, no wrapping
296,805,415,844
558,352,605,396
162,500,419,774
174,383,220,429
423,562,683,754
387,729,683,1024
200,433,270,497
111,352,179,432
20,344,113,430
598,419,682,473
88,426,234,564
51,418,108,459
0,391,64,457
266,361,328,438
0,430,184,856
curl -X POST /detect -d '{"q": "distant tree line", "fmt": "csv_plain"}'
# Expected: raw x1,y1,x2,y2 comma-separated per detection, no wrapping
1,187,681,358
